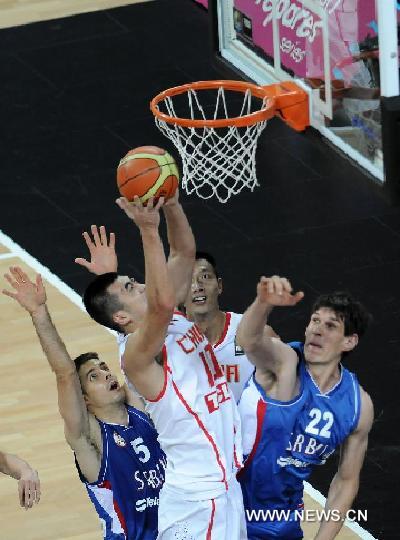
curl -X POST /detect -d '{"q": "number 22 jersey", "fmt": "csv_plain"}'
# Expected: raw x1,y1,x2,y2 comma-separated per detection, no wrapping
238,341,361,535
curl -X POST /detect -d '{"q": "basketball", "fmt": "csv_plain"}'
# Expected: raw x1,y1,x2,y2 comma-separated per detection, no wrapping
117,146,179,204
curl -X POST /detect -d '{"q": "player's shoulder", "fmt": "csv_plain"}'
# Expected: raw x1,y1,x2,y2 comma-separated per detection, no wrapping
173,309,187,319
127,405,147,418
287,341,304,354
117,331,131,359
127,405,154,429
223,311,243,334
228,311,243,323
168,310,191,329
359,386,374,417
117,331,129,346
353,386,374,434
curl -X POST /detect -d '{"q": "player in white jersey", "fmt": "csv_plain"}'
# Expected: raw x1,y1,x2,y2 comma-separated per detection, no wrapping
184,252,278,402
82,194,246,539
76,235,274,403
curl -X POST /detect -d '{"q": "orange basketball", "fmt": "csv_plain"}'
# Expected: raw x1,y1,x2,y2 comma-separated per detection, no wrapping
117,146,179,204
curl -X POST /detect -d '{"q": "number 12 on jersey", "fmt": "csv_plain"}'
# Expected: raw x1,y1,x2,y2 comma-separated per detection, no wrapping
199,344,231,413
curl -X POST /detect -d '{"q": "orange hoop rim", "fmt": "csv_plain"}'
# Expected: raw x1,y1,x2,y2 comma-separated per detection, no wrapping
150,80,276,128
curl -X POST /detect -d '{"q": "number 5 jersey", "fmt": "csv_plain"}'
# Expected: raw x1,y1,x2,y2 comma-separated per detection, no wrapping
76,406,166,540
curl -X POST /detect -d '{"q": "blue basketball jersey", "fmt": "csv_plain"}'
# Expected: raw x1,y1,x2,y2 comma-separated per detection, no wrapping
238,342,361,540
77,406,166,540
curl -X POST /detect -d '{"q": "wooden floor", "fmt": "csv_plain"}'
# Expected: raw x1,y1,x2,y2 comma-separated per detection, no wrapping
0,1,368,538
0,0,151,28
0,247,120,539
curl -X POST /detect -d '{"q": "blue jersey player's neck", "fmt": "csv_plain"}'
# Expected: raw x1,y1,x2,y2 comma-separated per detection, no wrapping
90,402,129,426
306,362,343,395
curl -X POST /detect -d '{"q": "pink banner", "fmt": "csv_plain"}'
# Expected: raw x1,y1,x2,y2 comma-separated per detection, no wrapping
192,0,208,7
233,0,384,84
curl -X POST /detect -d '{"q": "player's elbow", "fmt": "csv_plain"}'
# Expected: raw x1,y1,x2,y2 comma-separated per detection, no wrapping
243,339,260,354
332,471,360,502
148,288,175,315
158,294,175,315
341,472,360,494
236,330,259,352
55,368,79,383
151,299,175,322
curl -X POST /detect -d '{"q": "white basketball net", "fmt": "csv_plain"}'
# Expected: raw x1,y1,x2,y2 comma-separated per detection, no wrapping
154,86,269,203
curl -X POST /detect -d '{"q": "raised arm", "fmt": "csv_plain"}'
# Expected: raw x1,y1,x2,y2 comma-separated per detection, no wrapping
117,197,175,400
2,268,100,477
162,191,196,305
75,225,118,275
314,390,374,540
0,451,40,510
236,276,304,374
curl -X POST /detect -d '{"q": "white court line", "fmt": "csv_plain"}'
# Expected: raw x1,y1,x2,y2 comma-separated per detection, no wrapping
0,252,17,260
304,482,377,539
0,229,114,337
0,228,377,540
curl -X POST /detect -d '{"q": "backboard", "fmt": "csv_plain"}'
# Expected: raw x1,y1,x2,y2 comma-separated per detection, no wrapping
210,0,399,183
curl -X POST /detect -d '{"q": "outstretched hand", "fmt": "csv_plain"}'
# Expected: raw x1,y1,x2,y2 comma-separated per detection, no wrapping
116,196,164,231
18,467,41,510
257,275,304,307
2,267,46,314
75,225,118,275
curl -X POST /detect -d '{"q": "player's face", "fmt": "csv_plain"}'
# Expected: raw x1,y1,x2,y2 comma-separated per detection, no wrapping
304,307,357,365
184,259,222,317
108,275,147,324
79,359,125,408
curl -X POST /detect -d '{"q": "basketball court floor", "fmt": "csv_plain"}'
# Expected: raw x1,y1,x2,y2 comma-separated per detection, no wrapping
0,0,398,538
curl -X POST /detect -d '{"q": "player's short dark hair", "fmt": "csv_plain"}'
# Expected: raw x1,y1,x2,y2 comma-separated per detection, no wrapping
83,273,124,332
312,292,372,338
195,251,219,279
74,352,99,373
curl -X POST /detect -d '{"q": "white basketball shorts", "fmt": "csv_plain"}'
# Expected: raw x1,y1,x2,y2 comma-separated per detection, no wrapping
157,478,247,540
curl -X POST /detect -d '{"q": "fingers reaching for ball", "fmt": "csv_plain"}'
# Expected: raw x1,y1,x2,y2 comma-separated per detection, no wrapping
141,196,165,212
116,196,165,231
75,225,118,275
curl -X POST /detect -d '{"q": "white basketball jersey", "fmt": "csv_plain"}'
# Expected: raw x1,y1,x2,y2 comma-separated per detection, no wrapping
213,312,255,402
118,312,243,501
